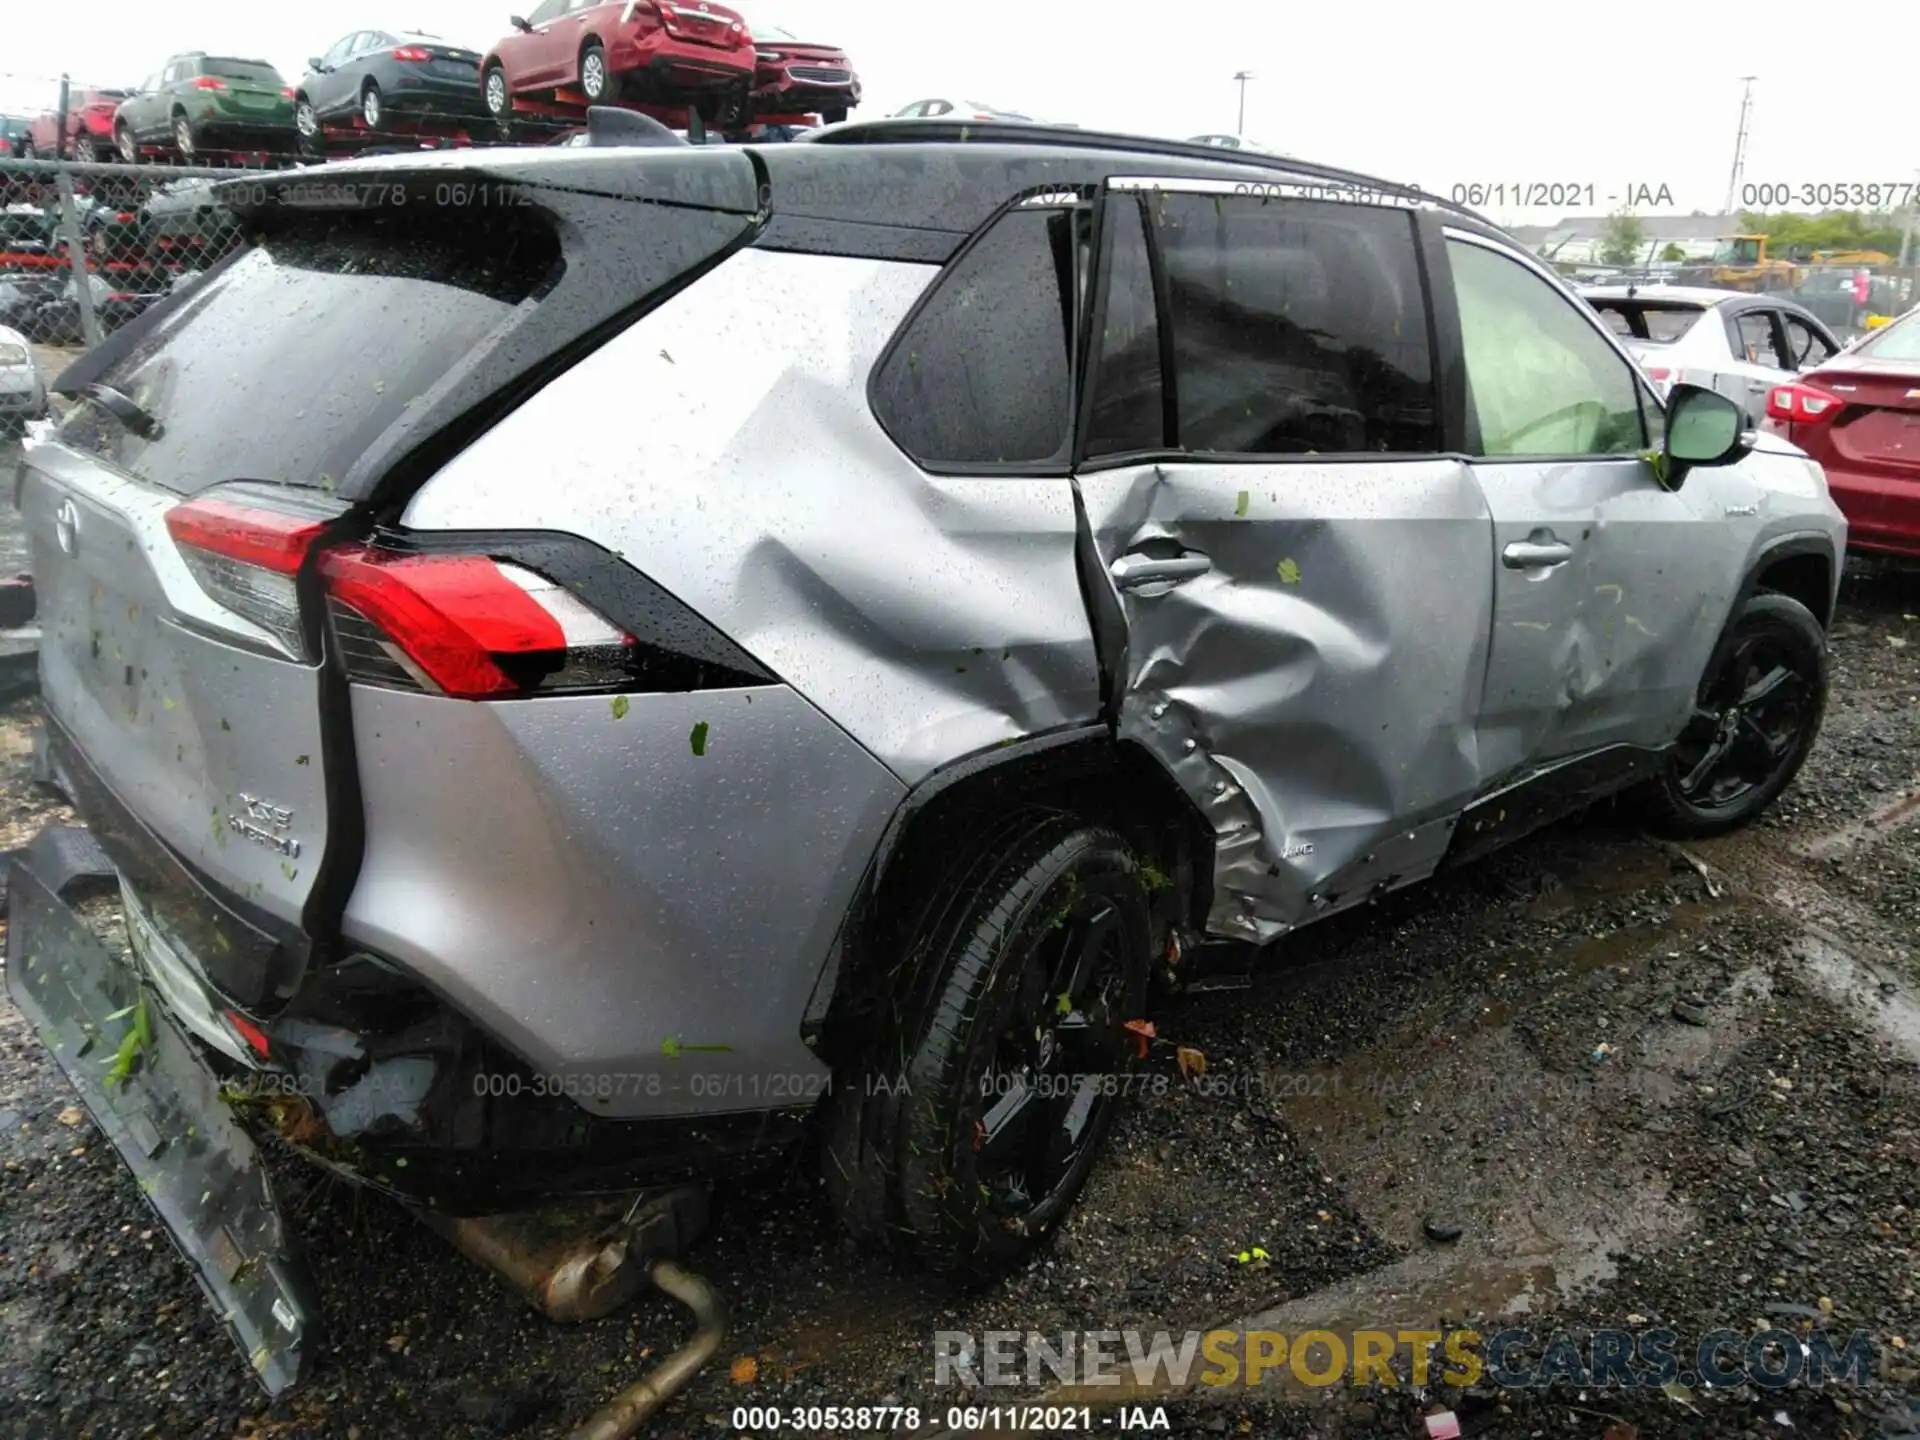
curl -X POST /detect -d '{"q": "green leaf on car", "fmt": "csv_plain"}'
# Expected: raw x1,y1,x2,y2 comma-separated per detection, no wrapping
689,721,709,756
1276,558,1302,584
1234,489,1250,517
609,695,629,720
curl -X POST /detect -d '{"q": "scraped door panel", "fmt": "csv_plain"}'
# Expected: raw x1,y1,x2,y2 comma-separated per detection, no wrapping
1076,460,1495,942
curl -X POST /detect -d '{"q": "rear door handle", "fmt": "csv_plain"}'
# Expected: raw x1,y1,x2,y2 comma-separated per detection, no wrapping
1109,553,1212,590
1502,539,1573,569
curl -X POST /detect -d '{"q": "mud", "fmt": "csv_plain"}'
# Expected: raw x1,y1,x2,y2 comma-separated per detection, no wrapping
0,559,1915,1440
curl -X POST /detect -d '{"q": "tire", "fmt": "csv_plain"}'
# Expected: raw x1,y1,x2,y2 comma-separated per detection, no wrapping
116,124,138,164
1631,592,1828,839
820,810,1155,1281
823,106,847,124
172,114,196,159
483,64,511,122
72,133,98,163
293,97,323,157
361,82,384,132
578,43,610,103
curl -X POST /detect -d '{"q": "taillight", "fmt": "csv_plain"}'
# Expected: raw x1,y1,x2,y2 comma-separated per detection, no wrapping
1766,382,1843,426
392,47,430,61
224,1010,272,1059
194,76,227,91
164,491,336,654
281,86,296,99
318,547,636,699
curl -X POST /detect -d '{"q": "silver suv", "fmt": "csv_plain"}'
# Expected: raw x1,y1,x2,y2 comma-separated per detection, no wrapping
7,121,1846,1393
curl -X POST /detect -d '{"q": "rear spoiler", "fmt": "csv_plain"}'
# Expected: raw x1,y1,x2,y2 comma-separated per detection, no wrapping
585,106,686,148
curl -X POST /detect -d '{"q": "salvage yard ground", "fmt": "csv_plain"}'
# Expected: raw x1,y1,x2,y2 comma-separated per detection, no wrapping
0,479,1915,1438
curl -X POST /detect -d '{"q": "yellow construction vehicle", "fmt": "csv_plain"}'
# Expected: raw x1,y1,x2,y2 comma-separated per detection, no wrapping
1698,235,1803,291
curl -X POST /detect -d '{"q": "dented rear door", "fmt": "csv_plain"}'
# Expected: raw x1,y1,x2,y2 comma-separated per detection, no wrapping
1072,181,1496,943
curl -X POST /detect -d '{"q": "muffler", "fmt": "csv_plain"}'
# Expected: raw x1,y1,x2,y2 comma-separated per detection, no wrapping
417,1186,728,1438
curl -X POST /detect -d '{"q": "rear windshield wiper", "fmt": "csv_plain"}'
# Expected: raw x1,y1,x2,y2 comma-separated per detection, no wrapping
82,382,163,440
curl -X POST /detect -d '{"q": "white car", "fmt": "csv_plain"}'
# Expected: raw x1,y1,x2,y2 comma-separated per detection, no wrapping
0,325,48,439
1581,284,1844,427
890,97,1037,121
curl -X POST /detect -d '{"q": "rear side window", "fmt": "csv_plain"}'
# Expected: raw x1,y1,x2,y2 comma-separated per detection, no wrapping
871,206,1076,468
56,202,562,496
1144,192,1438,455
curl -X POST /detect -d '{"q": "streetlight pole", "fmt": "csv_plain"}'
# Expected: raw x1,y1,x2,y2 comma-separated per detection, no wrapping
1232,71,1253,138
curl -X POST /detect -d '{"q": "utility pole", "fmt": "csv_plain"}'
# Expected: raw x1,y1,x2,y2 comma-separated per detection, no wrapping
1900,167,1918,270
1722,76,1756,218
1232,71,1253,138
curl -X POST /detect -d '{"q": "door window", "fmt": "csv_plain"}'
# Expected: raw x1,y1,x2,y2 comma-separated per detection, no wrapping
924,99,952,115
871,205,1078,467
528,0,568,24
1143,192,1437,455
1084,195,1164,458
1447,237,1649,457
1733,310,1786,368
1782,314,1835,369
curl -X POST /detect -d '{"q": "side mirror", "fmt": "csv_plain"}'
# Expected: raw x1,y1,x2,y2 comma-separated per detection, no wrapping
510,14,534,31
308,57,326,72
1658,382,1752,489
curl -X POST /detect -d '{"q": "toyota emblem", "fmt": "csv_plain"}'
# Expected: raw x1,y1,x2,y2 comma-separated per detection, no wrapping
54,499,79,558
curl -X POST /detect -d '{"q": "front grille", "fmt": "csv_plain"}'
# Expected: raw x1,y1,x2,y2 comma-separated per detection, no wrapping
787,65,850,84
329,601,427,691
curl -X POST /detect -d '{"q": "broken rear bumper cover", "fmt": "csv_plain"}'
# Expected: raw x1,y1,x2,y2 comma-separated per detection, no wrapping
4,828,319,1396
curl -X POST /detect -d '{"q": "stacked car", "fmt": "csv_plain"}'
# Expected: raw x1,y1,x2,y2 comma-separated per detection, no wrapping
113,54,299,161
294,32,491,153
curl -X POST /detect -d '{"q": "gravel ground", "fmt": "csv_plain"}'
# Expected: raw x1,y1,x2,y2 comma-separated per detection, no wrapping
0,547,1914,1440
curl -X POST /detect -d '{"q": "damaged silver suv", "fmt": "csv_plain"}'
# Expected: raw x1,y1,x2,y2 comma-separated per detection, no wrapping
7,120,1845,1394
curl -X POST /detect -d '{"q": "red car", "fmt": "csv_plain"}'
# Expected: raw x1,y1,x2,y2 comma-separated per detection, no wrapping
481,0,756,126
24,89,132,161
1765,307,1920,559
745,19,858,122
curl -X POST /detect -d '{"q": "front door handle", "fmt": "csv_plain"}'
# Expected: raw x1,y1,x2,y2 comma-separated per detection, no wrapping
1502,539,1573,569
1109,552,1212,590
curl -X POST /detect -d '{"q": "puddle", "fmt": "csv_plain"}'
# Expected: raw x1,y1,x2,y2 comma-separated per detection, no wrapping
1792,932,1920,1059
1796,782,1920,861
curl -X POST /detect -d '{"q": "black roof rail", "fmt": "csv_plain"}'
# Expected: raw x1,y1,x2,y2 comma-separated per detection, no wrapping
799,117,1494,227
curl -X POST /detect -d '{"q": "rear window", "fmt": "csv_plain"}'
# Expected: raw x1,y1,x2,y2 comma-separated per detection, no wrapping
1856,311,1920,361
1587,300,1703,344
56,203,561,496
204,60,283,83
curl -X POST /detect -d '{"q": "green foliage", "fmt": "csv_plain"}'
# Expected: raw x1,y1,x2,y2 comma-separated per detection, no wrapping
1739,210,1906,256
1600,210,1647,267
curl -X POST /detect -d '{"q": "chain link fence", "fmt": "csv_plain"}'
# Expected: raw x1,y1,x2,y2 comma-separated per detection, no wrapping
1,157,252,351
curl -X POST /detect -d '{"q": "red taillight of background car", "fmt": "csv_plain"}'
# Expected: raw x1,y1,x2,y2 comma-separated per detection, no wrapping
281,87,296,99
318,547,637,699
194,76,227,91
392,47,431,61
1645,366,1676,385
1766,382,1843,427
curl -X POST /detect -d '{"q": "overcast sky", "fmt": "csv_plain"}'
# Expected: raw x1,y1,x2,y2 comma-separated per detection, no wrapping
5,0,1918,223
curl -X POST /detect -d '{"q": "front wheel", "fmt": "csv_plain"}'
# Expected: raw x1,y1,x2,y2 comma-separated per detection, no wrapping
116,124,139,164
822,106,847,123
820,811,1156,1281
72,133,98,162
1631,592,1828,838
172,114,196,158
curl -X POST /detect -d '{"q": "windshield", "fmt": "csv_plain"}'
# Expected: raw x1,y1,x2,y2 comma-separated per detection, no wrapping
1588,300,1704,344
1855,310,1920,362
205,59,284,83
0,341,29,366
1711,237,1763,266
753,23,801,40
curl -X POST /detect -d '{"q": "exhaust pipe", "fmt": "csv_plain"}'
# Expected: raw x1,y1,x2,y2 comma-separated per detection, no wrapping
568,1258,728,1440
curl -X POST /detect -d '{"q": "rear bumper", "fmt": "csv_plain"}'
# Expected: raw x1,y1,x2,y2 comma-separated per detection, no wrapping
4,828,318,1396
380,73,492,119
1827,468,1920,557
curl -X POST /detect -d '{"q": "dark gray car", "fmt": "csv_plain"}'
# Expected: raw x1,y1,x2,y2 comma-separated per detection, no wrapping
7,122,1848,1398
294,30,490,151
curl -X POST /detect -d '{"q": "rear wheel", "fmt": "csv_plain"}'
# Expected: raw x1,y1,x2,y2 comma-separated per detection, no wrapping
172,114,197,159
483,64,511,121
1632,592,1828,838
820,811,1155,1281
578,43,610,103
361,82,384,132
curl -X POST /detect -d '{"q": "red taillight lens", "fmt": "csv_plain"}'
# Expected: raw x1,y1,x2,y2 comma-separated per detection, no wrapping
282,86,296,99
164,493,335,654
1765,382,1843,427
194,76,227,91
392,47,431,61
225,1010,272,1058
318,547,636,699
